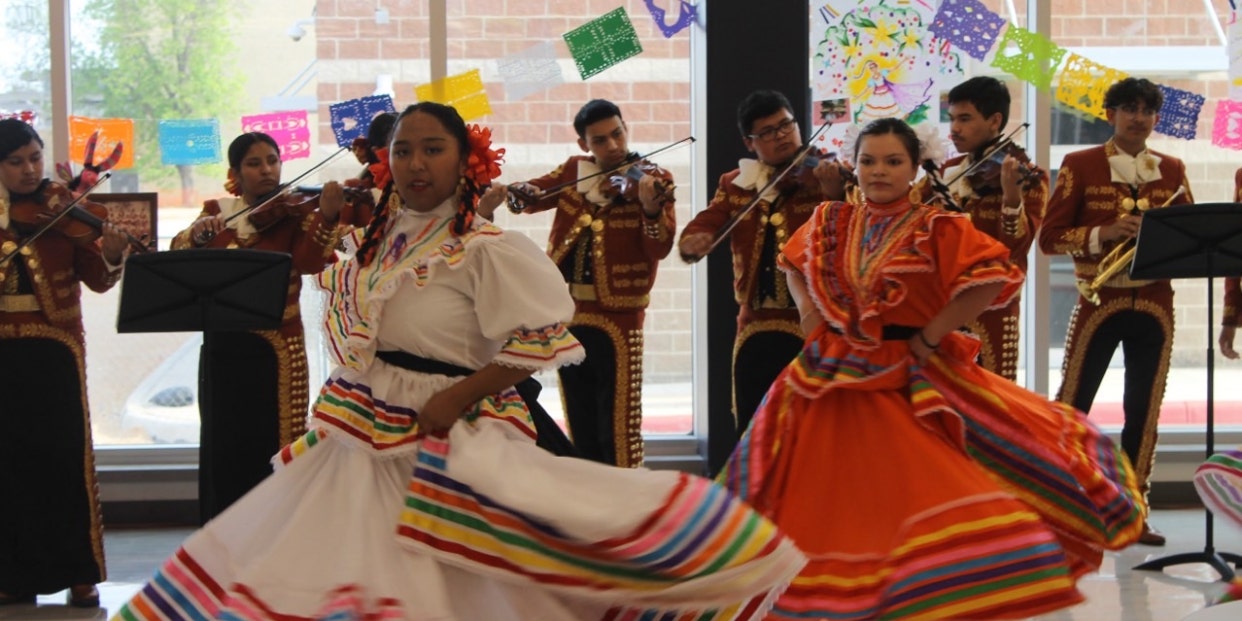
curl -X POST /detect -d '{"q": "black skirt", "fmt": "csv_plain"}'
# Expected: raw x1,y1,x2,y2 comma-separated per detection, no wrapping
0,336,103,594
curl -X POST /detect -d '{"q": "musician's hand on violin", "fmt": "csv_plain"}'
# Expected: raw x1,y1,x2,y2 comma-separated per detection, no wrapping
190,215,225,246
637,174,662,216
1102,214,1141,243
1220,326,1239,360
1000,156,1023,207
813,158,849,200
100,222,128,264
679,232,713,261
318,181,344,223
477,184,508,220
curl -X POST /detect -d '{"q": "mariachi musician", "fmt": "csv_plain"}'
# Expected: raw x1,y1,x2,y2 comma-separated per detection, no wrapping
0,119,140,607
477,99,675,468
914,76,1049,381
173,132,347,523
1039,77,1193,546
1219,167,1242,360
678,89,847,439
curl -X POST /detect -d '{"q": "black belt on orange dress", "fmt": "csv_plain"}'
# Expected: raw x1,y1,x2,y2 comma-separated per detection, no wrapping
826,324,921,340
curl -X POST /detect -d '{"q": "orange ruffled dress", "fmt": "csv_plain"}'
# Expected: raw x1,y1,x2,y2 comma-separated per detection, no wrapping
720,199,1144,620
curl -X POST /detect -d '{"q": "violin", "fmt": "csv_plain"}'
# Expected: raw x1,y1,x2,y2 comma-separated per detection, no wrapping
245,191,322,232
296,184,374,205
197,147,351,244
599,154,676,207
961,136,1041,197
504,137,696,214
4,178,149,261
775,149,855,195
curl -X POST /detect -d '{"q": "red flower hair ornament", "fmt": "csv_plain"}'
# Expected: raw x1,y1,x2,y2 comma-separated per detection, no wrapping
368,147,392,190
463,124,505,187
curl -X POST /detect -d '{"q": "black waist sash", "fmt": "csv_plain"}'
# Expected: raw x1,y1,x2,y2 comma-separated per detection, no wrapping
377,350,474,377
826,324,921,341
375,350,579,457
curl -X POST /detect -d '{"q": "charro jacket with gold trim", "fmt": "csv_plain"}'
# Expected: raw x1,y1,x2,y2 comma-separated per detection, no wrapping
1039,143,1192,286
171,196,340,335
914,152,1049,272
679,166,822,328
0,181,120,333
518,155,675,311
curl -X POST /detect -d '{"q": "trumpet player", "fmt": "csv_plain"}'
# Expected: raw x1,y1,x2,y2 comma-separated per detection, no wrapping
1039,77,1193,546
914,76,1049,381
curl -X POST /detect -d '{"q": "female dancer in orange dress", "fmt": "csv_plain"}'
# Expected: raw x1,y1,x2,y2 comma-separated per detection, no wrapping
721,117,1144,620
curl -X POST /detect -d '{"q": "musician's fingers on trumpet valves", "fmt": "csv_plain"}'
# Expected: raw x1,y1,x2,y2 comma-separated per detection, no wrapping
1101,212,1142,243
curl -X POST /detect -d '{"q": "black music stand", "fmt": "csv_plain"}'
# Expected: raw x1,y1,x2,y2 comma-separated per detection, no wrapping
1129,202,1242,581
116,249,292,333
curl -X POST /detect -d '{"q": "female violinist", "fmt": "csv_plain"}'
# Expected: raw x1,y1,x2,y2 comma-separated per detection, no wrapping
0,118,130,608
172,132,344,523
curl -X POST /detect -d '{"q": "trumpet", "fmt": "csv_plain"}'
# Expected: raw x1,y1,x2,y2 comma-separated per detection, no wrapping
1076,186,1185,304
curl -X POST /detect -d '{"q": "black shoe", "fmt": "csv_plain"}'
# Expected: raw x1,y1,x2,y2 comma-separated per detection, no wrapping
67,584,99,608
0,591,35,606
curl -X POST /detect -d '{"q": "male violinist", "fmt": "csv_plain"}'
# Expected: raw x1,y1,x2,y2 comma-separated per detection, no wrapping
477,99,675,467
913,76,1048,381
1039,77,1193,546
677,89,846,440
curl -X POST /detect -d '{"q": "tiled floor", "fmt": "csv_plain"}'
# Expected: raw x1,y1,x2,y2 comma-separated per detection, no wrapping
3,510,1242,620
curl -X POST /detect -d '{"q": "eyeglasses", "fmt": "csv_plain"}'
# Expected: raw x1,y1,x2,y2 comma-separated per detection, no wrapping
1111,104,1158,117
748,118,798,142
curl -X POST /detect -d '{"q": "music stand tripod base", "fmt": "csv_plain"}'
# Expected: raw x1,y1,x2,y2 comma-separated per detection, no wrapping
1127,202,1242,581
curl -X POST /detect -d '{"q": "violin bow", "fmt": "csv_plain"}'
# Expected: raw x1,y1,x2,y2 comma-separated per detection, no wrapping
920,160,964,213
687,120,832,263
221,146,349,227
507,136,697,204
940,122,1031,190
0,172,112,266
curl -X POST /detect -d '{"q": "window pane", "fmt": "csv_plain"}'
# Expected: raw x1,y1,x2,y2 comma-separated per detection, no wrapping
68,0,323,446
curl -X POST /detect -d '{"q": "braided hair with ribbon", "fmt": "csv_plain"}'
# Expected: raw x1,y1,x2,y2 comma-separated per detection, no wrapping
356,102,505,267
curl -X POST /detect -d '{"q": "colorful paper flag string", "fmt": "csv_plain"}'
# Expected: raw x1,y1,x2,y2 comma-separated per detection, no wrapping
158,119,221,166
415,69,491,121
564,7,644,80
497,42,564,102
990,26,1066,91
329,95,397,148
928,0,1007,62
1154,85,1204,140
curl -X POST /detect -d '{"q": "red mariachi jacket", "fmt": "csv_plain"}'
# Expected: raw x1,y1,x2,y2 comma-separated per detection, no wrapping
1039,142,1192,288
171,195,340,335
680,164,823,328
518,155,676,312
0,181,120,338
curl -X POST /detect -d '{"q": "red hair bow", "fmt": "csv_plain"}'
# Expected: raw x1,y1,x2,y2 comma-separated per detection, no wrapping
463,124,505,186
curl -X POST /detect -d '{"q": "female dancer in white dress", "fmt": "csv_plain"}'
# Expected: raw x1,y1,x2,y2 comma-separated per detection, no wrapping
112,102,804,621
